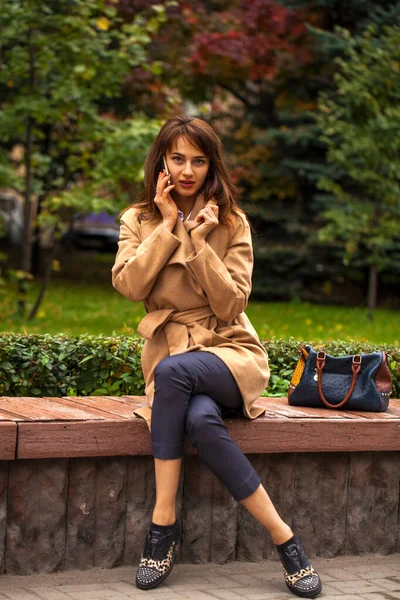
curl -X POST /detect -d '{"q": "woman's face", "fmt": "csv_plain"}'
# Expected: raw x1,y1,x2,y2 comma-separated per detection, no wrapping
165,136,210,198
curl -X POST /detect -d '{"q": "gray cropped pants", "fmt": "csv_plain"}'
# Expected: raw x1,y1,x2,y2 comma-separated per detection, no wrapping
151,351,261,501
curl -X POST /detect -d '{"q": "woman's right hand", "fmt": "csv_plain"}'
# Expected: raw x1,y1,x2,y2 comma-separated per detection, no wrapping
154,170,177,230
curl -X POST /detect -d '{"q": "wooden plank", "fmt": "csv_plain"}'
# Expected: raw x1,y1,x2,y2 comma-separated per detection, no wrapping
118,395,148,406
16,415,400,459
17,420,152,459
0,422,17,460
345,399,400,419
49,397,122,420
224,418,400,453
0,409,29,422
345,409,400,419
254,398,317,418
61,396,139,419
257,410,289,420
0,397,105,421
255,397,362,419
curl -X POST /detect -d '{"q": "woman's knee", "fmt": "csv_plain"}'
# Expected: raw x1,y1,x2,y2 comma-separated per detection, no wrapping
154,355,176,380
154,354,193,389
185,394,223,443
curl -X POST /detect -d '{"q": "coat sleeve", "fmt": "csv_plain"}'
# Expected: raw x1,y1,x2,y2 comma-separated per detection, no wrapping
185,214,253,321
112,212,181,302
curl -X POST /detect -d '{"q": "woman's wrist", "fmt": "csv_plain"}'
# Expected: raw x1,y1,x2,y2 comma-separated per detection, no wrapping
162,219,176,232
192,237,206,252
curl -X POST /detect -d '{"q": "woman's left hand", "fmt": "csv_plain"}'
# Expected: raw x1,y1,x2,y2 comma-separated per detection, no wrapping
190,205,219,243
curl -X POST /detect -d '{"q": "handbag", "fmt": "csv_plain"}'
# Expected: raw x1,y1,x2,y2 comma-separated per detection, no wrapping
288,345,392,412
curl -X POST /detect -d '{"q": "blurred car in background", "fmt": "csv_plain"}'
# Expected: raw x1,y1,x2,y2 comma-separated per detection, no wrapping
61,211,120,253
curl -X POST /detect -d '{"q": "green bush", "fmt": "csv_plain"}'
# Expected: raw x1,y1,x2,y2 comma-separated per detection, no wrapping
0,334,398,399
0,333,144,398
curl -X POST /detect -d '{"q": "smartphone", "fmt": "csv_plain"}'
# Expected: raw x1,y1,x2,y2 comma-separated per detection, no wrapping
163,156,171,186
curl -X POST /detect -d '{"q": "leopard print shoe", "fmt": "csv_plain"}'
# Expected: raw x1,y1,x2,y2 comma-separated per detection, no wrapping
136,520,181,590
276,535,322,598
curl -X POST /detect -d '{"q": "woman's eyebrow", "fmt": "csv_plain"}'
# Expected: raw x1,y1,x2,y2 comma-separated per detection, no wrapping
171,151,207,159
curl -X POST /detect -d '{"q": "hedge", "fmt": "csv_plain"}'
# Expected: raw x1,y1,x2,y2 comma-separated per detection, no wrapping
0,333,398,399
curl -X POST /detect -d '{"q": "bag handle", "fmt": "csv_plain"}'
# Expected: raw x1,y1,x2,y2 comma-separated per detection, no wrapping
316,351,362,409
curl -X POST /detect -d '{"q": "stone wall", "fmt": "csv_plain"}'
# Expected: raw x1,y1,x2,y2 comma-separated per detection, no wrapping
0,451,399,575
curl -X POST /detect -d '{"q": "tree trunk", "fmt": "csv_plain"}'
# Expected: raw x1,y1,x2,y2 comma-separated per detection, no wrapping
22,117,33,274
28,245,54,321
18,26,36,317
367,263,377,321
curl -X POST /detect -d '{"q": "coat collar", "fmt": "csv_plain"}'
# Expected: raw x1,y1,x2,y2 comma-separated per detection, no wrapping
181,194,218,234
164,195,218,267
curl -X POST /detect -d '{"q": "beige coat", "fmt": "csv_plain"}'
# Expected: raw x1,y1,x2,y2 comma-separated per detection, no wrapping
112,194,270,429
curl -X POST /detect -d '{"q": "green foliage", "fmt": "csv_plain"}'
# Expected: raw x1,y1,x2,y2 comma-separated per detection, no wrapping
0,333,144,397
0,0,166,228
41,116,161,225
315,24,400,271
0,333,398,400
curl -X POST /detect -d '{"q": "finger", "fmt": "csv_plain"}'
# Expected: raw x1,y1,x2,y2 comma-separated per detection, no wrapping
156,170,165,192
164,184,175,194
159,173,171,191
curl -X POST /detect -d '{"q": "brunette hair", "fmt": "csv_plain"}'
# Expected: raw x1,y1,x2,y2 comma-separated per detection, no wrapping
119,114,247,233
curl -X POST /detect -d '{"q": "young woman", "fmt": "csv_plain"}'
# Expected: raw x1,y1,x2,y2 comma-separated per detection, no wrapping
112,114,322,599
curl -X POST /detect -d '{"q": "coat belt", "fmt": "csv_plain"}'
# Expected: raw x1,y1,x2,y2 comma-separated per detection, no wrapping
137,306,231,355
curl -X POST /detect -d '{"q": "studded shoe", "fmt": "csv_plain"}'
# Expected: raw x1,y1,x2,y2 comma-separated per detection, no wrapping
276,535,322,598
135,520,181,590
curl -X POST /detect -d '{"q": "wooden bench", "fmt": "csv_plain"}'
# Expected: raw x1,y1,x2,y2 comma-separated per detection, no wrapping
1,395,400,459
0,396,399,576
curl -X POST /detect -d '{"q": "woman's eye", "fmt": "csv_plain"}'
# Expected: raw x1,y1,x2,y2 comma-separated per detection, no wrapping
171,156,206,166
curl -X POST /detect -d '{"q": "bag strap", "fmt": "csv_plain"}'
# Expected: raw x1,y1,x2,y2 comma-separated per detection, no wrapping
316,351,362,409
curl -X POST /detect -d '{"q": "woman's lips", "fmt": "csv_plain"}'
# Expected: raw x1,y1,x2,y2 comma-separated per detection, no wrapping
179,181,195,188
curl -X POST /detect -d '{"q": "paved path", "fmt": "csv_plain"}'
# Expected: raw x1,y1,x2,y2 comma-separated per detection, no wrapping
0,554,399,600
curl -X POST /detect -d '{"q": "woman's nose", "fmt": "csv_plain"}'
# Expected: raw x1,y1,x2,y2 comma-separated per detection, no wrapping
182,161,194,176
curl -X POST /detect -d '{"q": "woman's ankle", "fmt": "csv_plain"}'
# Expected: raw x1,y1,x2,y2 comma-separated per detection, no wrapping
151,508,176,526
271,523,294,546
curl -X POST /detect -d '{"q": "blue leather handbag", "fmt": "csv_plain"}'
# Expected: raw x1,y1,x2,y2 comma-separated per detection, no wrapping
288,345,392,412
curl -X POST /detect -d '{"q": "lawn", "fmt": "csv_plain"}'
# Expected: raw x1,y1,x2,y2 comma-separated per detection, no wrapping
1,279,399,345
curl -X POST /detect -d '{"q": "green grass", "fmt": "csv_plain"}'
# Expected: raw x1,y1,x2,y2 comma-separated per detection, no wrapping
1,279,399,344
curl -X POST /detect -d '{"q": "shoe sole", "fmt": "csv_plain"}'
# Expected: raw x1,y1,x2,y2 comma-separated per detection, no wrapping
135,544,177,591
286,580,322,598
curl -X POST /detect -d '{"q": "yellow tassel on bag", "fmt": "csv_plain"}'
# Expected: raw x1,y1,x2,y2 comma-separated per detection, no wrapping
289,346,309,392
